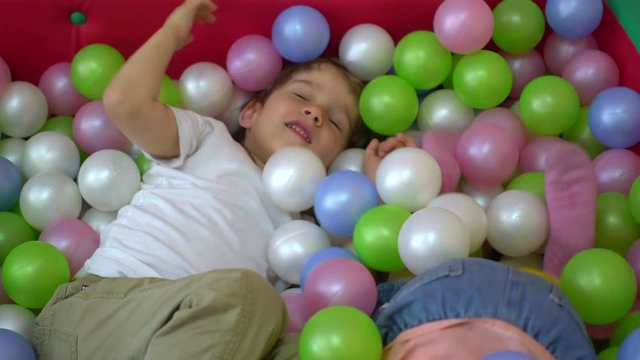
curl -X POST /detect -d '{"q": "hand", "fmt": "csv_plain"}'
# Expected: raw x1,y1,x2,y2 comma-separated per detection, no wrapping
163,0,217,50
363,133,418,182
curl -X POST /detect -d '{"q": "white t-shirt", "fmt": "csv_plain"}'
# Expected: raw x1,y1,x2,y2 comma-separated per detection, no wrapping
82,107,296,280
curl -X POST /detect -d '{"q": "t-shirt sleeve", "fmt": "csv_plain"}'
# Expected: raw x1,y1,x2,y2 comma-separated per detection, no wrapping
143,106,217,168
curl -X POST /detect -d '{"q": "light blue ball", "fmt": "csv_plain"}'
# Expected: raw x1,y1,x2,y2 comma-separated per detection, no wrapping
0,156,21,211
271,5,330,62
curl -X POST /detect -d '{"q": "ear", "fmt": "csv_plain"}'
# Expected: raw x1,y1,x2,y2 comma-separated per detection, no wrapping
238,99,262,129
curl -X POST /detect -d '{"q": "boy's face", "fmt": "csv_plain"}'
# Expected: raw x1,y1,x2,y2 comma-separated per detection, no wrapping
239,65,360,168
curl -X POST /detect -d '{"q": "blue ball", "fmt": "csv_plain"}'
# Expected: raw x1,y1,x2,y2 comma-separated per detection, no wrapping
0,329,36,360
0,156,22,211
545,0,603,40
271,5,330,62
588,87,640,149
300,246,360,289
314,170,378,237
619,327,640,360
482,350,535,360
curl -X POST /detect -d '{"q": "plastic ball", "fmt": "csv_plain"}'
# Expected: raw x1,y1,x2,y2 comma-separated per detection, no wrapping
0,156,21,211
453,50,512,109
459,180,504,209
502,50,546,98
70,43,125,100
610,311,640,347
518,136,567,172
492,0,545,54
226,35,282,92
19,172,82,230
393,30,452,90
519,75,580,135
353,205,410,272
487,190,549,257
433,0,494,54
482,350,535,360
22,131,80,179
562,49,619,105
40,115,74,139
0,81,48,138
428,192,488,254
398,207,470,274
0,212,35,264
545,0,603,40
303,258,377,316
339,24,394,81
560,248,637,325
179,62,234,117
0,329,35,360
267,220,330,285
39,218,99,276
300,247,360,289
543,33,598,75
594,149,640,194
37,62,89,116
80,208,117,235
328,148,364,174
262,147,326,212
0,304,35,342
77,150,140,212
281,287,305,333
0,138,26,174
271,5,330,63
631,179,640,225
314,170,378,237
158,75,181,107
2,241,70,309
417,89,474,133
73,101,131,154
562,106,607,158
474,107,528,151
299,306,382,360
218,85,254,135
359,75,418,135
376,147,441,211
595,192,640,256
588,86,640,149
506,171,545,201
619,328,640,360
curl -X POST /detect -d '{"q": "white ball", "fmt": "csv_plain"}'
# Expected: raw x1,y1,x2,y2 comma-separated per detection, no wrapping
179,62,234,118
268,220,331,284
417,89,474,133
459,180,504,209
428,192,488,254
329,148,365,174
77,149,141,212
398,207,470,275
0,137,26,173
262,147,326,212
376,147,441,212
339,23,395,81
23,131,80,179
19,172,82,230
81,207,118,234
0,81,48,138
0,304,36,342
487,190,549,257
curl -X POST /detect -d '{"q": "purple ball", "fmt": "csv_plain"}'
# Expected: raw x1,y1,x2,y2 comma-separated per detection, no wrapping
0,156,21,211
73,100,131,154
0,329,36,360
588,87,640,149
271,5,330,62
545,0,603,40
226,35,282,92
482,350,535,360
619,327,640,360
300,247,360,289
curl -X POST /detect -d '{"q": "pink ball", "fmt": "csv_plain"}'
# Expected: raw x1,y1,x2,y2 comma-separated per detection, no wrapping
456,122,519,187
38,62,89,116
502,50,546,98
303,258,377,318
0,56,10,93
543,33,598,75
594,149,640,194
73,101,131,154
281,288,306,334
226,35,283,92
474,107,528,152
422,128,460,158
433,0,494,54
562,49,620,105
39,218,100,276
519,136,566,172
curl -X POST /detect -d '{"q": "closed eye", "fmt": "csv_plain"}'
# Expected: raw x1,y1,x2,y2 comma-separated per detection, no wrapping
294,93,308,101
329,118,341,131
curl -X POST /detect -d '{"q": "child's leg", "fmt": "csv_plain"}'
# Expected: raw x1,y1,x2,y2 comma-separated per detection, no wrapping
32,269,287,360
374,258,596,360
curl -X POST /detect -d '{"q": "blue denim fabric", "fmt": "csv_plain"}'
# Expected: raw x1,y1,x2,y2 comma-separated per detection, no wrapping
374,258,596,360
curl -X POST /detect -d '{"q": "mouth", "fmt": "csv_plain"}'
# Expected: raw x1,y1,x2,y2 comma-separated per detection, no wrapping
285,121,312,144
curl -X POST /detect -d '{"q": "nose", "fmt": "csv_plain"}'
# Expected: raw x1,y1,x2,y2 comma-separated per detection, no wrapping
303,108,323,126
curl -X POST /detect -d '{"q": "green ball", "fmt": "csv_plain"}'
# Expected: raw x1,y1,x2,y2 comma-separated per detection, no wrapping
596,192,640,256
610,311,640,346
71,43,125,100
300,306,382,360
159,75,182,107
597,347,619,360
39,115,74,139
393,31,452,90
562,106,607,158
2,241,70,309
506,171,545,201
492,0,545,54
0,212,35,265
519,75,580,135
359,75,418,136
628,176,640,224
443,54,463,90
453,50,512,109
353,205,410,272
560,248,637,325
135,153,151,177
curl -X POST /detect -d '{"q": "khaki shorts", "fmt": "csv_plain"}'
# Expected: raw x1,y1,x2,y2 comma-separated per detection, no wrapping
32,268,299,360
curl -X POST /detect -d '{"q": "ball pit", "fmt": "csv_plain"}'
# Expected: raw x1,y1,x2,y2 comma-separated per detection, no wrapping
1,0,639,358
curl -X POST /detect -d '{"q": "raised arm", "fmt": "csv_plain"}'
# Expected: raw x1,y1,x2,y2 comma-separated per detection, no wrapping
102,0,217,158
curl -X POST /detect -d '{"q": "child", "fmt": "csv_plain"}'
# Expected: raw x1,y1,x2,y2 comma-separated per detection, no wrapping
32,0,411,359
